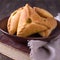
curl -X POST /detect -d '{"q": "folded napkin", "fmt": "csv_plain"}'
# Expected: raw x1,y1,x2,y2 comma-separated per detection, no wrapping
55,13,60,21
28,13,60,60
28,40,56,60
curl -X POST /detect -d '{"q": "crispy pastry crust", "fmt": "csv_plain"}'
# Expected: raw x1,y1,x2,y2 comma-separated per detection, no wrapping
7,4,57,37
7,8,23,35
17,4,47,37
33,7,53,18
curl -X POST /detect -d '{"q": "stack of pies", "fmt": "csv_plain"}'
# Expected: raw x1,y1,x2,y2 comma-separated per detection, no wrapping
7,4,57,37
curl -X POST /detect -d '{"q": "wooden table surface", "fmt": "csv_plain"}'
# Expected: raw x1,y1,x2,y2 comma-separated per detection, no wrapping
0,0,60,60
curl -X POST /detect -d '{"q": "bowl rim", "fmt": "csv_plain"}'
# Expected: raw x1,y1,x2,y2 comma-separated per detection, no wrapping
0,17,60,42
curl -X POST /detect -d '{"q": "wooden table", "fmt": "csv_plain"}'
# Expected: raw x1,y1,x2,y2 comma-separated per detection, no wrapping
0,0,60,60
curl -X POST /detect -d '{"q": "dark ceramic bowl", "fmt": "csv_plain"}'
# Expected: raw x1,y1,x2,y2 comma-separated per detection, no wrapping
0,17,60,43
0,0,60,43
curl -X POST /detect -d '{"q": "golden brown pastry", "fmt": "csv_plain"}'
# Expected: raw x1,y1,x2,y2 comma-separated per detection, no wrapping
17,4,48,37
7,8,23,35
39,18,57,37
7,4,57,37
34,7,57,37
33,7,53,18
